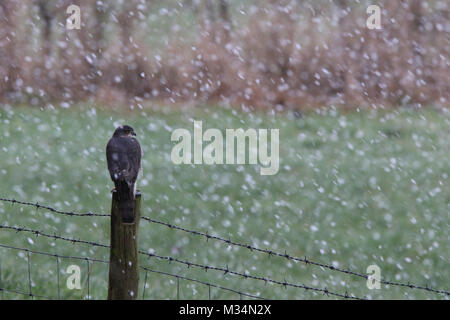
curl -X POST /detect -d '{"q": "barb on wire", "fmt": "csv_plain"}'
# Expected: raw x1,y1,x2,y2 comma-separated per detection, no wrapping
0,225,360,299
1,196,449,296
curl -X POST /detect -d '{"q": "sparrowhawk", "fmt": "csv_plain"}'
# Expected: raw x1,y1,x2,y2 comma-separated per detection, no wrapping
106,125,142,223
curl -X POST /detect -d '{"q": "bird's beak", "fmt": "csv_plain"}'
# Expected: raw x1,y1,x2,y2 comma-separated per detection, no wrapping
132,132,137,136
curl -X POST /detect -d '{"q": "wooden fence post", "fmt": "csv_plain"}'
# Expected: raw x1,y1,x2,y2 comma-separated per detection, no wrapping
108,190,141,300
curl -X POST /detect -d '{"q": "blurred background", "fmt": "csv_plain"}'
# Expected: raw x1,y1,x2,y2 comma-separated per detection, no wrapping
0,0,449,300
0,0,449,110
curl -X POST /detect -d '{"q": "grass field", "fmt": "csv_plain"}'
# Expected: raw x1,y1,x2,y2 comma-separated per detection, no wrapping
0,104,448,299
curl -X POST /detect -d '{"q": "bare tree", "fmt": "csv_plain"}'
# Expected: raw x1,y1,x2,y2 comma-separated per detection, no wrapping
37,0,53,60
198,0,231,43
218,0,231,42
0,1,19,97
115,0,150,97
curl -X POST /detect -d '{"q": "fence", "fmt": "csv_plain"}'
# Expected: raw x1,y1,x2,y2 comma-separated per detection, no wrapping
0,197,448,300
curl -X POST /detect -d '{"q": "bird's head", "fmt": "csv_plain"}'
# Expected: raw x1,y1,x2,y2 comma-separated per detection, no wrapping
113,125,136,137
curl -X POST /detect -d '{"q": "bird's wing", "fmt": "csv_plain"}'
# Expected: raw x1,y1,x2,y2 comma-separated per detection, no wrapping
106,138,120,180
106,135,142,183
126,137,142,183
107,137,132,180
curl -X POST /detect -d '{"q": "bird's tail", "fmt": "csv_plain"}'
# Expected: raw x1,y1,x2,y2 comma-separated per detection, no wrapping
116,181,135,223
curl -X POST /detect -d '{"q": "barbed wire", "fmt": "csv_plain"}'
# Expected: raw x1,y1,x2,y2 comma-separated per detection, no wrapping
0,224,362,299
139,250,364,300
139,216,450,296
0,243,266,300
0,225,110,249
140,217,372,279
0,197,108,218
1,197,449,296
0,243,109,264
140,266,267,300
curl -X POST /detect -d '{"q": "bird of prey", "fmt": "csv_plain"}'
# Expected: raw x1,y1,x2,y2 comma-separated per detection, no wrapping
106,125,142,223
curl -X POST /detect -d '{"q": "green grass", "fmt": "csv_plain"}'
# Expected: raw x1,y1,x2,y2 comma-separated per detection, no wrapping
0,105,448,300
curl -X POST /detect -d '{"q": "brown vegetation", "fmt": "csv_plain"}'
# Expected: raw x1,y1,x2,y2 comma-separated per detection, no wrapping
0,0,448,110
